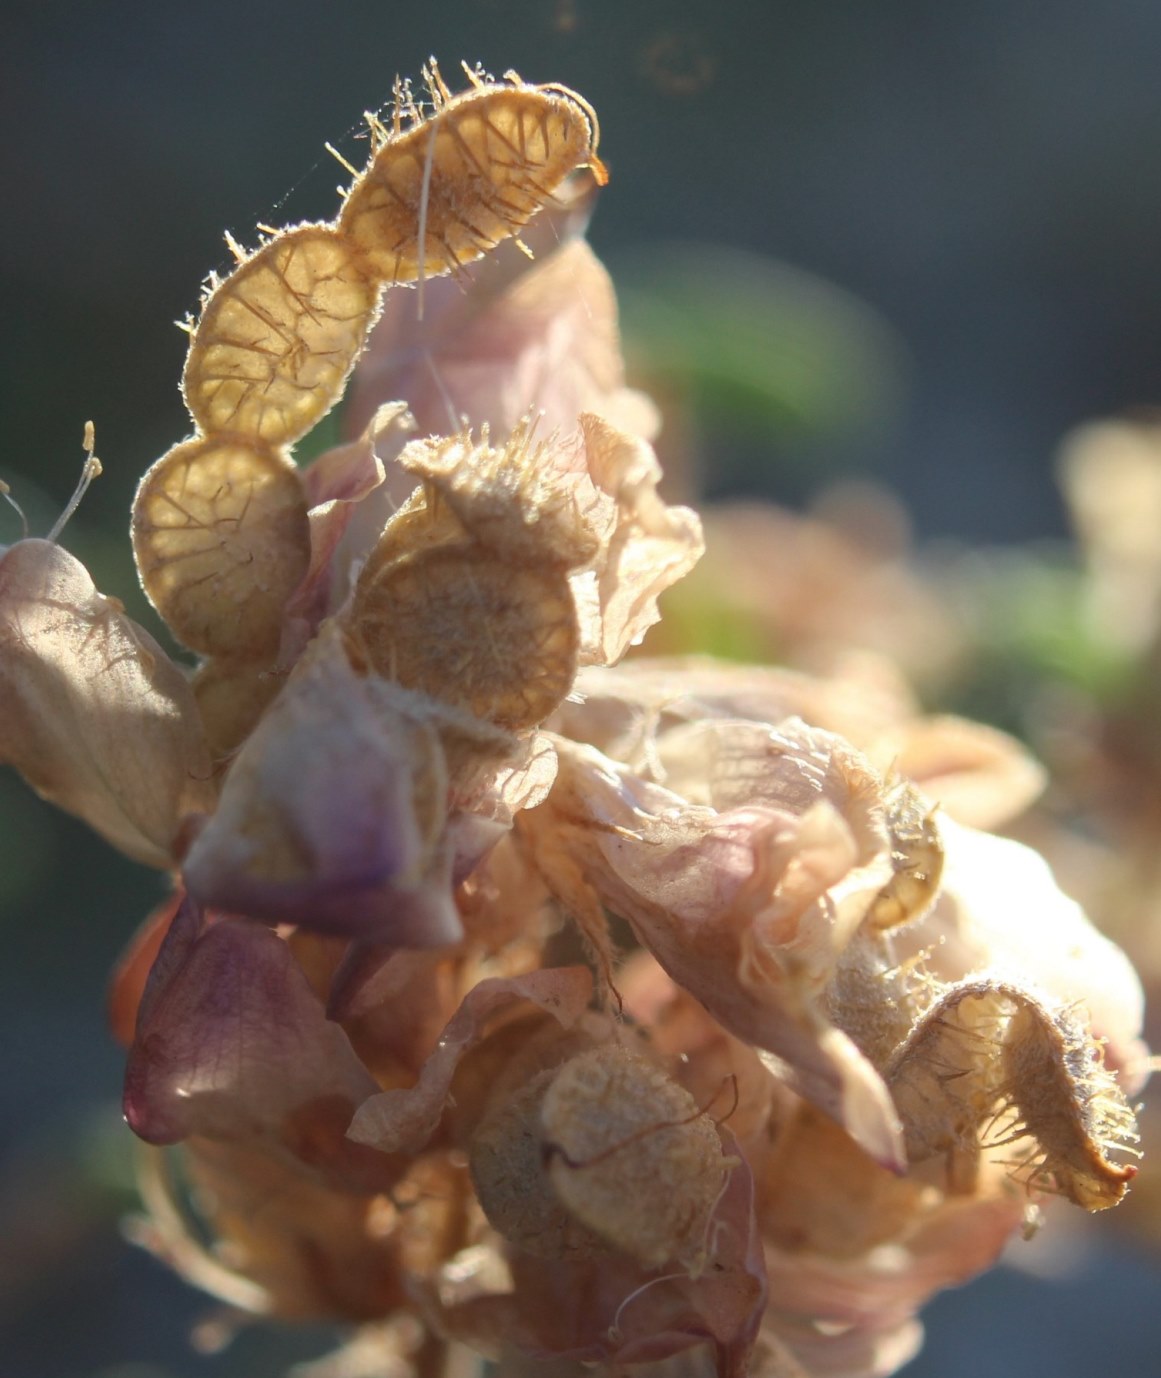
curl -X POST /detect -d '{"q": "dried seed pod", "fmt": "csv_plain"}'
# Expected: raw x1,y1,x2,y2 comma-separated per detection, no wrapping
470,1067,606,1259
868,781,944,929
132,436,310,660
396,426,601,569
183,225,380,446
886,978,1140,1207
884,982,1006,1193
351,544,578,731
338,65,606,285
1001,997,1139,1210
541,1046,729,1271
192,656,286,760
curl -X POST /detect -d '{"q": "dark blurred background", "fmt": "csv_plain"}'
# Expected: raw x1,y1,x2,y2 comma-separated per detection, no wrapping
3,2,1161,1375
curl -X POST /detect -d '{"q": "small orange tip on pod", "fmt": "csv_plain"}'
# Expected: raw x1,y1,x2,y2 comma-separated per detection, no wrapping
182,225,381,446
351,543,579,732
338,70,605,285
131,435,311,661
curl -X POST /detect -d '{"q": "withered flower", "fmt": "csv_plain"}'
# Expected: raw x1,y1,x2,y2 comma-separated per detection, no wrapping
2,63,1148,1378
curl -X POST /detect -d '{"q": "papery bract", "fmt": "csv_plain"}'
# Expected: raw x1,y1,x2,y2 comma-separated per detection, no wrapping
0,538,214,866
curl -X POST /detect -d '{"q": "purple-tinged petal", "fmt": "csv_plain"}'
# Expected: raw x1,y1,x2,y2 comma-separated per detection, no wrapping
183,625,462,945
124,917,379,1162
0,539,214,865
280,403,415,664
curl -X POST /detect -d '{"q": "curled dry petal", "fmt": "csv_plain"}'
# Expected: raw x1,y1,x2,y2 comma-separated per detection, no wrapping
347,967,594,1155
0,539,214,866
281,402,416,662
124,906,381,1168
519,735,906,1169
576,413,705,664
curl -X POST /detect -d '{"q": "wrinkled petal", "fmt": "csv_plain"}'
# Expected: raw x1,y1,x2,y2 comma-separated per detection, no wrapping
520,735,905,1169
0,539,214,865
576,414,705,664
347,967,594,1155
909,817,1148,1085
279,402,413,661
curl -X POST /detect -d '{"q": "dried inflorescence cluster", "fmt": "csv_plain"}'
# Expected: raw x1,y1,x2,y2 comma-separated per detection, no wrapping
0,63,1150,1378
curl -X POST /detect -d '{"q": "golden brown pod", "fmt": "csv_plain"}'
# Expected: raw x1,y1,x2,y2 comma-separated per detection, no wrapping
541,1046,728,1271
339,65,606,285
132,435,310,660
192,656,286,761
182,225,380,446
351,543,578,731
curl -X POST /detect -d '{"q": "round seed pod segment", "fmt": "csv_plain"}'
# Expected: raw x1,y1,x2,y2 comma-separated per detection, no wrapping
541,1046,730,1272
182,225,381,447
350,542,578,732
132,435,311,661
338,72,606,284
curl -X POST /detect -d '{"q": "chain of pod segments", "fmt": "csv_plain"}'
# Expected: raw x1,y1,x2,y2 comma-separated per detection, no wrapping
131,62,606,672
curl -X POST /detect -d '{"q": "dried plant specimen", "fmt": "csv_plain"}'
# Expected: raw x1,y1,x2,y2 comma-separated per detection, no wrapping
339,62,607,286
182,224,380,446
131,434,310,659
1,60,1149,1378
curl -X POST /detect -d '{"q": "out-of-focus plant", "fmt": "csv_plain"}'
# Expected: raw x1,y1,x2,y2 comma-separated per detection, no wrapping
0,61,1149,1378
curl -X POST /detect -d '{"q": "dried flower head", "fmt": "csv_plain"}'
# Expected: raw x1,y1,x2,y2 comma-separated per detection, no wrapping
0,62,1149,1378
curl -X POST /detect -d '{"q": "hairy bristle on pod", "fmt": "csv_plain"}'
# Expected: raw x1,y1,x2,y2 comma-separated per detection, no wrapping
338,75,604,285
886,978,1140,1208
131,436,310,659
182,226,380,446
351,544,579,731
1000,999,1139,1210
396,427,602,569
540,1046,730,1272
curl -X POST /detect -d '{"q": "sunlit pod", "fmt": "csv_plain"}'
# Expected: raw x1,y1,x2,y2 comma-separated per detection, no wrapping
132,435,310,659
339,64,606,285
182,225,381,446
352,542,579,731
